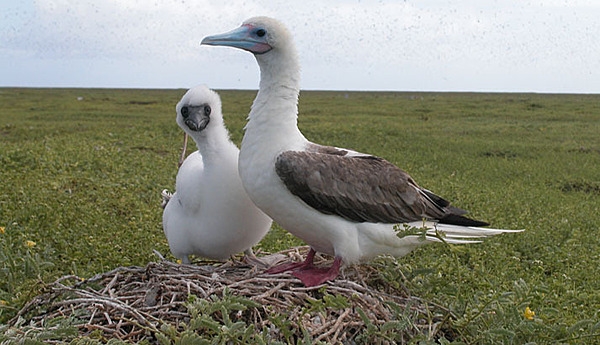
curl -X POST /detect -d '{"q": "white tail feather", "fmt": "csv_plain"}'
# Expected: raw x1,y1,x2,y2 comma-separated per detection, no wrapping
405,221,524,244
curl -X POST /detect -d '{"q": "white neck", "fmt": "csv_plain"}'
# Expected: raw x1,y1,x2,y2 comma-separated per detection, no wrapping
242,46,306,152
191,122,236,165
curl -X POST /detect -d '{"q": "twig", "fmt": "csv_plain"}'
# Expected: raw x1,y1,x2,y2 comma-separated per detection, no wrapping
8,247,450,343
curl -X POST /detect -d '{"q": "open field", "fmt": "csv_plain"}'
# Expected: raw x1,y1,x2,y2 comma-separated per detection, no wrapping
1,88,599,343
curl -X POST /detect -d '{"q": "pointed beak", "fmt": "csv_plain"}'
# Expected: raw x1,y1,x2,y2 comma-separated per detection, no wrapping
184,116,209,132
179,106,210,132
186,108,210,132
201,24,272,54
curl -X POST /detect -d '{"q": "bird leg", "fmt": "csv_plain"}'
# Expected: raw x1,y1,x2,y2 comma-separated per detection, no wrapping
180,255,191,265
292,256,342,287
241,248,265,266
265,247,317,274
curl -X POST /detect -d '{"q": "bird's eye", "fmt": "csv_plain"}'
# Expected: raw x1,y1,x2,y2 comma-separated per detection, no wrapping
181,106,189,117
256,29,266,37
204,105,211,116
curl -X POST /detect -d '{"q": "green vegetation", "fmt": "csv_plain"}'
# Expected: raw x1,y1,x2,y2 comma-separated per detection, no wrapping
1,88,599,343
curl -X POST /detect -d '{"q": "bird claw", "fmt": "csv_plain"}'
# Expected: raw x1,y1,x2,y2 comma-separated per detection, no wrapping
243,249,288,269
161,189,173,209
265,247,317,274
265,248,343,287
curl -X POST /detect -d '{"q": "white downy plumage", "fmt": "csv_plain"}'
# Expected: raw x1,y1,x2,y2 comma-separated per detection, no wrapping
202,17,522,286
162,85,272,264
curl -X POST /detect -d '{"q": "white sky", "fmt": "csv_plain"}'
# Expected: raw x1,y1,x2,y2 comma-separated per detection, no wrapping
1,0,599,93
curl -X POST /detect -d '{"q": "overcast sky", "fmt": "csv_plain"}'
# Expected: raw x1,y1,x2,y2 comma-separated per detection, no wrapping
1,0,599,93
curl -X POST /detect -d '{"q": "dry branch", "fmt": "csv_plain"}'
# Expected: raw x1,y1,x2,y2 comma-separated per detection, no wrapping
9,247,449,343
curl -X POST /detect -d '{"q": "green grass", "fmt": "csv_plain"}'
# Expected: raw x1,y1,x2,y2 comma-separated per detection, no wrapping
1,88,599,343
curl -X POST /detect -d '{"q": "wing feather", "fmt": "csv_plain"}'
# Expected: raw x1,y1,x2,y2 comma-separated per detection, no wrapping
275,149,488,226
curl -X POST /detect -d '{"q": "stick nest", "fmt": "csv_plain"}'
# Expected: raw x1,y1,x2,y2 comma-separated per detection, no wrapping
10,247,450,344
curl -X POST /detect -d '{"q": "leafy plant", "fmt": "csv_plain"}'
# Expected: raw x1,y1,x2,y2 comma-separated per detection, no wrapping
0,223,54,322
155,288,280,345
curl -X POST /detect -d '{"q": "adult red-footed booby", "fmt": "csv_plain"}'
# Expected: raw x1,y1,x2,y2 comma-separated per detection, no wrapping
202,17,522,286
162,85,272,264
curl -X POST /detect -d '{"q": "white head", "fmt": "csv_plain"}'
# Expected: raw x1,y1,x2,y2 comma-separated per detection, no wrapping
175,85,223,138
201,16,293,55
201,16,299,82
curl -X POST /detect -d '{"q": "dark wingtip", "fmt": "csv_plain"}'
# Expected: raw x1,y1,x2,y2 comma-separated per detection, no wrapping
421,189,489,226
439,214,489,227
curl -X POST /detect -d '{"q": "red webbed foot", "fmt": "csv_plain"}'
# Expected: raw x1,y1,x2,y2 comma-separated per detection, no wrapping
292,256,342,287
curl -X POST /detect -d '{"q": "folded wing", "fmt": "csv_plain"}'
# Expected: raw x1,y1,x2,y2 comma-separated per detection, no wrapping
275,150,488,226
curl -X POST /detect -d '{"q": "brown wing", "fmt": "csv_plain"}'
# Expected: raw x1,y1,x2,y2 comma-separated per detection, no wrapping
275,150,488,226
